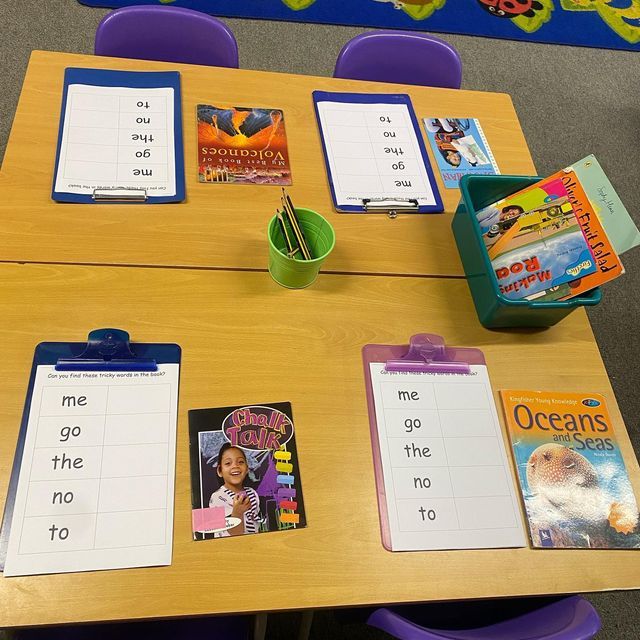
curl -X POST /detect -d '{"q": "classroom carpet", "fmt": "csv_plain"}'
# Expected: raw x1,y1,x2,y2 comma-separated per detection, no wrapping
2,0,640,637
77,0,640,52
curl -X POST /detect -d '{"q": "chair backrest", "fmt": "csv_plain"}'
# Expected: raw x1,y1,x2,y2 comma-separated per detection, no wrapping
366,596,601,639
333,31,462,89
95,6,239,68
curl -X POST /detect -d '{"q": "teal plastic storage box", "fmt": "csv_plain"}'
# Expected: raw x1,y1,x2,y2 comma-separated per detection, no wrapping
453,175,601,329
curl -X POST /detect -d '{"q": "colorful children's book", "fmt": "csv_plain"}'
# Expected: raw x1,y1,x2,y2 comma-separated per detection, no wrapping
553,168,624,300
197,105,292,185
423,117,499,189
477,164,625,301
475,178,561,252
484,178,597,301
486,187,575,260
188,402,305,540
501,390,640,549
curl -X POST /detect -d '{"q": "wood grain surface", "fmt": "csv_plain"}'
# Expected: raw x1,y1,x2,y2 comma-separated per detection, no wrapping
0,51,535,276
0,263,637,628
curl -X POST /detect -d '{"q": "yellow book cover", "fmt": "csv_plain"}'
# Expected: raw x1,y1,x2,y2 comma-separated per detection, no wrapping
501,390,639,549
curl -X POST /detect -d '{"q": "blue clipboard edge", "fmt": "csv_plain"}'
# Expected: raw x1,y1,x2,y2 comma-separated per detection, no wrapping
51,67,186,204
0,339,181,571
312,90,444,214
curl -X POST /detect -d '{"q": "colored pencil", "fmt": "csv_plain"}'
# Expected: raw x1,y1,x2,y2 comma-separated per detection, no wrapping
281,197,310,260
276,210,297,257
282,189,312,258
281,191,312,260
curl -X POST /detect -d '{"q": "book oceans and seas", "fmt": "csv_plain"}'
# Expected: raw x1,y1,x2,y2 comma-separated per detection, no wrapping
501,390,640,549
423,117,499,188
197,104,292,185
188,402,306,540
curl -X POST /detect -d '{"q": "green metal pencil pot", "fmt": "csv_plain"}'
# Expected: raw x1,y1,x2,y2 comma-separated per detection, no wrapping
268,207,335,289
452,175,601,329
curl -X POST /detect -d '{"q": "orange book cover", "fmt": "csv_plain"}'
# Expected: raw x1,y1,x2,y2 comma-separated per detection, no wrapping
197,104,292,185
558,169,624,299
501,390,639,548
477,167,624,301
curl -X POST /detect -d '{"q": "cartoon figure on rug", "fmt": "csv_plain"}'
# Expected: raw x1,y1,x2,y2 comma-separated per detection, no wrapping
561,0,640,44
476,0,544,18
280,0,318,9
373,0,439,8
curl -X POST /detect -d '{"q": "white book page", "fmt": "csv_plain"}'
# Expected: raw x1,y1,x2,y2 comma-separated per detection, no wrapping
54,84,176,196
369,363,525,551
4,364,179,577
316,100,437,209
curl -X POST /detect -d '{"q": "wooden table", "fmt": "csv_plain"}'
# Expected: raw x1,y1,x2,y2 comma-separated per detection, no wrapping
0,263,639,628
0,50,535,276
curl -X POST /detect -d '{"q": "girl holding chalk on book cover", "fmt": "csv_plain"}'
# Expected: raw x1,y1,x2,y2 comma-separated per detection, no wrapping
209,442,261,537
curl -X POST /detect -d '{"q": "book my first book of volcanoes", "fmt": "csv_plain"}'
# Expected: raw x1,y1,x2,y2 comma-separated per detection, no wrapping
197,105,292,185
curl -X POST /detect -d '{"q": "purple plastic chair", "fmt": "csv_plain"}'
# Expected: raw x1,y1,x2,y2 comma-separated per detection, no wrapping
95,5,239,68
334,31,462,89
14,615,250,640
366,596,601,640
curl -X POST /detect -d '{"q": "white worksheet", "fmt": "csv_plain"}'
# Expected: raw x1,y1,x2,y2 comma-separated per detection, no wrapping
315,99,438,209
54,84,176,196
3,364,179,577
369,363,525,551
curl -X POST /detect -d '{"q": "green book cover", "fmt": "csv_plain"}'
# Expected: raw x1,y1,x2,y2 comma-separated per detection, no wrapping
570,155,640,255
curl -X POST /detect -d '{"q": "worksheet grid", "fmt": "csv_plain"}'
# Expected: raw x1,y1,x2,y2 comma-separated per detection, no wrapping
318,102,431,200
376,375,517,534
61,87,170,185
16,382,171,556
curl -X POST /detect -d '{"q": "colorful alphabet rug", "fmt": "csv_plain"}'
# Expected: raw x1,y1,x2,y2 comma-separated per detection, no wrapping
80,0,640,51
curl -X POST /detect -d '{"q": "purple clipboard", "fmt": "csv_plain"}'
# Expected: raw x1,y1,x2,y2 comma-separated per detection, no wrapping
362,333,487,551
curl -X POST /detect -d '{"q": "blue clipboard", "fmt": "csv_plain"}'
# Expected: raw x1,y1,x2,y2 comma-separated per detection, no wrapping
0,329,181,569
312,91,443,214
52,68,186,204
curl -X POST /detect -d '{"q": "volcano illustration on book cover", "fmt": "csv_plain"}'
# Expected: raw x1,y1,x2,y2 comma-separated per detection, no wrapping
197,104,292,185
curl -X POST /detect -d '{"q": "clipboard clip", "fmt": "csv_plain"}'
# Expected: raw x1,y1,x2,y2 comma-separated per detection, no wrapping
385,334,471,374
56,328,158,371
362,198,419,219
92,188,148,202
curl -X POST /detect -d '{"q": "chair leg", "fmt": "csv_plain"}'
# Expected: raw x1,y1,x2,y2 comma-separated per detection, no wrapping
298,610,314,640
253,613,268,640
